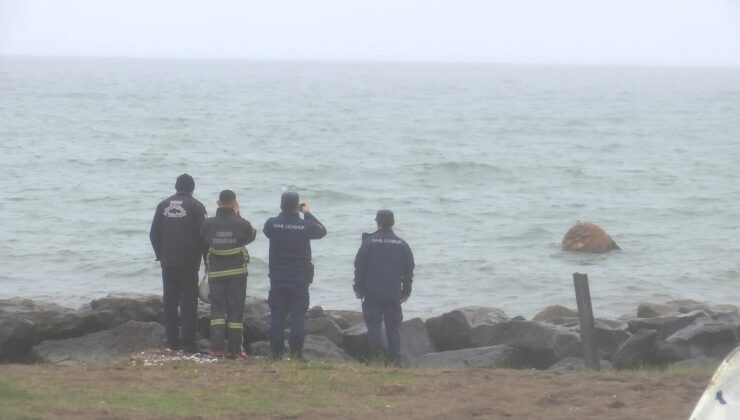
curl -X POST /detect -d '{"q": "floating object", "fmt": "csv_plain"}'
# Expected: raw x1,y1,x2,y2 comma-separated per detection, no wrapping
690,345,740,419
562,222,620,253
198,272,210,304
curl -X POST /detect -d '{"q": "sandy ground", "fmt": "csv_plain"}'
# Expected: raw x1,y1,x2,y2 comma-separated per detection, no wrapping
0,354,712,419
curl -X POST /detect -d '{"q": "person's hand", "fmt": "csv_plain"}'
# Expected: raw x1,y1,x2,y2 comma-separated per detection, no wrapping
401,295,409,304
299,202,310,213
353,283,363,299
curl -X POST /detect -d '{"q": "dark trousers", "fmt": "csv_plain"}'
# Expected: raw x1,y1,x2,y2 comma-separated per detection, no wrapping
362,297,403,364
162,266,199,348
268,281,310,354
209,275,247,355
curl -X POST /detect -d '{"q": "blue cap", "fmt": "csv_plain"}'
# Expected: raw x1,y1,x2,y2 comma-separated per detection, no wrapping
375,210,394,227
281,192,299,211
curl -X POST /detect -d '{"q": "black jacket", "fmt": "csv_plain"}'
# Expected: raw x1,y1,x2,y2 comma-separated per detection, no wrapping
200,207,257,279
263,211,327,283
354,228,415,302
149,193,207,269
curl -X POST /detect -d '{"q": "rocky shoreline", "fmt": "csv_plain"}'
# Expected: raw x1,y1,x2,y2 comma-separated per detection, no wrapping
0,294,736,371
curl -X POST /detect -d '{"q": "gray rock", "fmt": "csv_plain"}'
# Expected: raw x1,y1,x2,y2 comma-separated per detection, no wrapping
308,306,326,319
306,317,343,346
80,293,163,329
31,321,165,364
612,329,657,369
533,305,579,322
637,300,738,318
671,356,722,370
593,318,631,360
627,311,707,340
657,317,740,363
341,317,435,364
325,310,364,330
548,356,613,371
244,297,270,321
0,298,102,341
425,306,509,351
0,316,38,362
468,320,581,369
415,345,525,369
247,335,352,361
246,340,272,357
302,335,352,361
243,316,270,345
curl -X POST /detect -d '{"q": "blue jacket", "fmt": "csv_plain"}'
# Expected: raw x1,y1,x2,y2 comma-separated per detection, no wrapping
263,211,327,283
354,229,415,302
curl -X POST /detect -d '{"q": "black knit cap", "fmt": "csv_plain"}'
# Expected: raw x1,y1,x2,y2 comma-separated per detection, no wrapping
175,173,195,193
281,192,299,211
375,209,394,228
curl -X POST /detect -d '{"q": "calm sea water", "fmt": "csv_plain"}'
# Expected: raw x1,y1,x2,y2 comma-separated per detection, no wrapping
1,57,739,319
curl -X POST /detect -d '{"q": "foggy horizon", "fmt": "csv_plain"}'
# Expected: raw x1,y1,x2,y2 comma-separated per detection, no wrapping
2,0,740,67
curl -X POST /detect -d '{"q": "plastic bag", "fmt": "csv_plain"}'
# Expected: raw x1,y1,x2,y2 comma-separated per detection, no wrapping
198,272,210,304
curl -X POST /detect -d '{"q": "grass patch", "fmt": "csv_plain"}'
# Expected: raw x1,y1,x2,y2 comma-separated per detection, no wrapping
0,359,417,418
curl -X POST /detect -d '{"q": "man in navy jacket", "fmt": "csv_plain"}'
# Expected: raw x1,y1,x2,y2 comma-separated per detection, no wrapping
263,192,327,359
149,174,207,353
353,210,415,365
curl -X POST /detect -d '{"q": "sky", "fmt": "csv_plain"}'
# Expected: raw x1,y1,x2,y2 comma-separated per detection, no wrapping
1,0,739,66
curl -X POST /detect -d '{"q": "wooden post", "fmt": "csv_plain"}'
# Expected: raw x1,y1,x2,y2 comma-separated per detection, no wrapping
573,273,600,371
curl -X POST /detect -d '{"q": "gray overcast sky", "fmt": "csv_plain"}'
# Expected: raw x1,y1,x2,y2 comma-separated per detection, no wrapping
1,0,739,66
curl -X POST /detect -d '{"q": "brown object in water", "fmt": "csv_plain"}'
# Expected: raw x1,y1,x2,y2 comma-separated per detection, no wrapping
562,222,620,253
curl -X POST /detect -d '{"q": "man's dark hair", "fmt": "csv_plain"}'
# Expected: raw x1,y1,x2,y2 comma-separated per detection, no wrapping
219,189,236,204
175,173,195,193
375,210,395,228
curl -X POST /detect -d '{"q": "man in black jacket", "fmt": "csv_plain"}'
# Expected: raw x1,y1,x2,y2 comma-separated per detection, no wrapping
201,190,257,358
149,174,207,353
353,210,415,365
263,192,327,360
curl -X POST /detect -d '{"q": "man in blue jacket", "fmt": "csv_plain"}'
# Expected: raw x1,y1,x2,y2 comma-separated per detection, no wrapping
149,174,207,353
353,210,415,366
263,192,327,360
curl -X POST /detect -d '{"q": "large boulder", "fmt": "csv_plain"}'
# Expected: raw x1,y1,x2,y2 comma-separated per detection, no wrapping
80,293,163,329
612,329,657,370
636,300,738,318
627,311,707,340
425,306,509,351
325,310,364,330
342,318,435,364
247,336,352,361
533,306,579,322
31,321,165,364
0,298,102,341
415,345,525,369
243,316,270,345
468,320,581,369
0,316,38,362
306,317,344,347
656,316,740,363
593,319,631,360
561,222,620,253
302,335,353,361
244,297,270,321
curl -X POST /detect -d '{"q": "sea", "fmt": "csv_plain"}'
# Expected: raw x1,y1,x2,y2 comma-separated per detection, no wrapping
1,57,739,319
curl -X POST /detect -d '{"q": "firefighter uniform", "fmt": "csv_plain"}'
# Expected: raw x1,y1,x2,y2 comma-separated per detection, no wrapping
201,207,257,357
